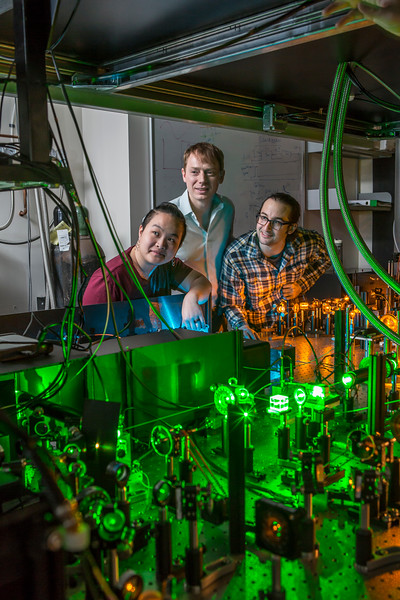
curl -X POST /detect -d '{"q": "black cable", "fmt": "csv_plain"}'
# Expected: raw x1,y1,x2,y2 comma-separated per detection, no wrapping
346,65,400,113
43,187,74,225
246,356,280,392
282,325,322,382
191,432,295,504
47,91,72,168
0,235,41,245
48,0,82,53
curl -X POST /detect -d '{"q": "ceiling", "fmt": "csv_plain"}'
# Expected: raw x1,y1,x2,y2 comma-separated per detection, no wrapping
2,0,400,148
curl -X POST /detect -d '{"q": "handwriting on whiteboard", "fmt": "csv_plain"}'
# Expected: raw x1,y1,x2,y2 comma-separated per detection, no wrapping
154,118,305,236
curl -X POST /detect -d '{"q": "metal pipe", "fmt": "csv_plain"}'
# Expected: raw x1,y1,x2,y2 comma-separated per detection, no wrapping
360,502,370,530
271,554,282,593
149,116,155,208
34,188,56,308
108,549,119,587
305,492,312,519
39,188,54,309
189,520,198,550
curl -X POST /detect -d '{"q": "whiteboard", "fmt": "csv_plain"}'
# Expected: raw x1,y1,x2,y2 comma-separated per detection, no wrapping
153,118,305,236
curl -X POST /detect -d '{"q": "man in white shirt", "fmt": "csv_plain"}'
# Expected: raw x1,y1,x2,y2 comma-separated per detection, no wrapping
169,142,235,330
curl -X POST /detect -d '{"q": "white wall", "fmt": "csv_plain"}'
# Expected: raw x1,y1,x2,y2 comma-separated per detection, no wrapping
0,188,45,314
128,114,153,239
81,107,131,261
50,101,85,197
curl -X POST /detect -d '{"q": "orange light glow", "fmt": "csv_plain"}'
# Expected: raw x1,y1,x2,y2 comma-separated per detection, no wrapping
381,314,398,332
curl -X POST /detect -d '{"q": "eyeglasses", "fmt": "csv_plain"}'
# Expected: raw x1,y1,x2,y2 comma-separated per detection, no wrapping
256,214,294,231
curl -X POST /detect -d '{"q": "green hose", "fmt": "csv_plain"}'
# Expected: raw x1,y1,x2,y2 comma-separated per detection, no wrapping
333,69,400,295
319,63,400,346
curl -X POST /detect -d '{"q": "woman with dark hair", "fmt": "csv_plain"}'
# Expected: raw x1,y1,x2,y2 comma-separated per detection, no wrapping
83,203,211,331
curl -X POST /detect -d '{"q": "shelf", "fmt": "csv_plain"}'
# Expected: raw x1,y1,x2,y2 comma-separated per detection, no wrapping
307,188,392,211
348,204,392,211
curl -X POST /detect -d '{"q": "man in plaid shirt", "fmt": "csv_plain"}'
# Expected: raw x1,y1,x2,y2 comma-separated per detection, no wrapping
218,193,331,339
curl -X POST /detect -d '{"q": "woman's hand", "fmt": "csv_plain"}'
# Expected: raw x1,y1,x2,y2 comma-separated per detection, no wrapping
181,290,208,331
179,270,212,331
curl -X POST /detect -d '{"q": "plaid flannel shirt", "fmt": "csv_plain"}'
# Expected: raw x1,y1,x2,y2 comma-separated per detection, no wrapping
218,228,331,332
